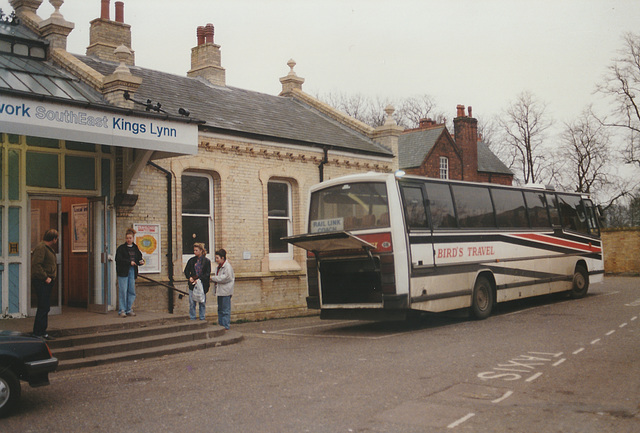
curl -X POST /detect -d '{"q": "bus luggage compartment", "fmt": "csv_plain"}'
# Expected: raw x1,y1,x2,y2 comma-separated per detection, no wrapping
320,256,382,305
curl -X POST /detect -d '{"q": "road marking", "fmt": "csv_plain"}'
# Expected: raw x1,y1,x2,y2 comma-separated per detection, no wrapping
631,316,637,321
492,390,513,404
525,372,543,382
619,322,627,328
552,358,566,367
591,338,601,345
572,348,585,355
605,330,615,336
625,299,640,307
447,413,475,428
528,351,563,357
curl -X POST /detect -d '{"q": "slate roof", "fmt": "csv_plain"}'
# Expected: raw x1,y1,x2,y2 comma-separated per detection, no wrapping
398,126,512,175
398,126,446,169
75,55,393,157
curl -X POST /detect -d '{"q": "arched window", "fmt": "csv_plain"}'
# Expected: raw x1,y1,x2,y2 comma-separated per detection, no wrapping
181,173,214,263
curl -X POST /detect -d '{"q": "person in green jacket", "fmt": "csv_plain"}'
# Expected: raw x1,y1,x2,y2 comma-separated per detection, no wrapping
31,229,58,339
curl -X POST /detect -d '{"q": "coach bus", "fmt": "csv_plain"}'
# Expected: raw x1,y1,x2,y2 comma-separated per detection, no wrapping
284,172,604,321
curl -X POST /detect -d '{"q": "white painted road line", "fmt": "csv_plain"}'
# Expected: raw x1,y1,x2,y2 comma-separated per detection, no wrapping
605,330,615,336
631,316,637,321
552,358,566,367
572,348,585,355
447,413,475,429
619,323,627,328
492,390,514,404
525,372,543,382
591,338,601,345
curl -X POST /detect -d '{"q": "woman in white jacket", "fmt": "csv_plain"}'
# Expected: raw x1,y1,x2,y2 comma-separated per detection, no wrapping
211,249,234,329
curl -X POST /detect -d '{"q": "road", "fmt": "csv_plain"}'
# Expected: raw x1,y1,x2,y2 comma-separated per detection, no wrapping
4,276,639,432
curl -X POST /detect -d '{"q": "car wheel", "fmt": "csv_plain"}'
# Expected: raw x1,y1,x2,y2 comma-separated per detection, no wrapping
0,367,21,418
471,276,494,320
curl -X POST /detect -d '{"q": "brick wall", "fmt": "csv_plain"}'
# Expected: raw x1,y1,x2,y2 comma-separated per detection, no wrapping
117,133,394,320
601,227,640,275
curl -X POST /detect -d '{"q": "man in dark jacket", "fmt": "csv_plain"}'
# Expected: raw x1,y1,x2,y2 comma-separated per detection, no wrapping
183,243,211,320
31,229,58,339
115,228,144,317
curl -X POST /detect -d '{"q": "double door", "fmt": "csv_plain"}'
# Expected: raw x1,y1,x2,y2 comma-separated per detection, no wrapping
29,196,109,314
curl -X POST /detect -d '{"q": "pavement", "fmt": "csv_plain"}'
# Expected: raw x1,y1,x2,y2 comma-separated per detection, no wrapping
0,307,196,335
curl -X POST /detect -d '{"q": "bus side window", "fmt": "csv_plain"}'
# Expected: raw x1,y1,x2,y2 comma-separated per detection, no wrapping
424,182,457,229
452,184,496,228
546,193,560,226
524,191,551,228
492,188,528,228
401,185,428,229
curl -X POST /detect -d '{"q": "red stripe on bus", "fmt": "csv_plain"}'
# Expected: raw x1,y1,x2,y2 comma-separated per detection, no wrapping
512,233,601,253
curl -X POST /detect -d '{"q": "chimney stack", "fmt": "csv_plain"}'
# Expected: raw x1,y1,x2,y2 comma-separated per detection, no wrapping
87,0,135,65
187,23,226,86
453,104,478,182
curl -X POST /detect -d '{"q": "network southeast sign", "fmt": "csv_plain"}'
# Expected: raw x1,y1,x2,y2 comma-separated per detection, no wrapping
0,95,198,154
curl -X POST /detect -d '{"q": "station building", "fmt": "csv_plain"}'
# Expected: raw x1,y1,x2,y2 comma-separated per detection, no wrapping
1,0,399,320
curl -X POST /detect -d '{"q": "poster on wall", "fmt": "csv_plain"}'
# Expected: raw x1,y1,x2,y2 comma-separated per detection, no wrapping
71,203,88,252
134,224,161,274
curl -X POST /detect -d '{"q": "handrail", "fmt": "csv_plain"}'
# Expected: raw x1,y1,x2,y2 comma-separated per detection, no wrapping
137,274,189,297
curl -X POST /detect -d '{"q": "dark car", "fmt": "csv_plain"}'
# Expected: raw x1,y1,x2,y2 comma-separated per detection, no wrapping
0,330,58,417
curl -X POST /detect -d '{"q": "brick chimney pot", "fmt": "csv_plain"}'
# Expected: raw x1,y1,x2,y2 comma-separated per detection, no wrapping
204,23,214,44
197,26,205,46
456,104,465,118
115,1,124,23
100,0,110,19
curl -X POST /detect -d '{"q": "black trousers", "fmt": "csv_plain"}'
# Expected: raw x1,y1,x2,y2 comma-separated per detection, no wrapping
33,279,53,336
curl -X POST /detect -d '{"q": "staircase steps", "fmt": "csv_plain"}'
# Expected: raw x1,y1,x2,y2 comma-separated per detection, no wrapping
48,319,243,371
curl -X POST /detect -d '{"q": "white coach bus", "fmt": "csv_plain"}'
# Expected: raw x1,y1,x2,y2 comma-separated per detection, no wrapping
284,172,604,321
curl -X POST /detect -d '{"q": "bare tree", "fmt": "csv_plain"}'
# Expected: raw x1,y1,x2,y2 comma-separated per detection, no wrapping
395,95,446,129
498,91,553,184
596,32,640,168
560,107,610,193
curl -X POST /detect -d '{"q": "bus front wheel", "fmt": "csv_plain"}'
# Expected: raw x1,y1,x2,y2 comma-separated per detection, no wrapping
471,276,494,320
569,265,589,299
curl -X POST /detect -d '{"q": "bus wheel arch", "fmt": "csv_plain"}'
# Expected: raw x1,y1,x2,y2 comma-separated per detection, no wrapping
570,262,589,299
470,272,495,320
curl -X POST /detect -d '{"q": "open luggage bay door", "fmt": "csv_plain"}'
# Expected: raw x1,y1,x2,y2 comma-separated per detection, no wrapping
283,231,375,254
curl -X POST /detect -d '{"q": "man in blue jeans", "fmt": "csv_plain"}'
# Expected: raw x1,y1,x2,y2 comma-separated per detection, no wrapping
211,249,234,329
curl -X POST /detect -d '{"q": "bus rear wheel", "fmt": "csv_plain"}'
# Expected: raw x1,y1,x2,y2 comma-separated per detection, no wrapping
471,276,494,320
569,265,589,299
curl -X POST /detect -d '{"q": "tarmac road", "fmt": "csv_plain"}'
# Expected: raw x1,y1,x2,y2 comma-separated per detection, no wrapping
4,276,639,432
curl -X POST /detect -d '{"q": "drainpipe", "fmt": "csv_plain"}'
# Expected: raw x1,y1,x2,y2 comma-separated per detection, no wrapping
319,147,329,182
146,161,175,313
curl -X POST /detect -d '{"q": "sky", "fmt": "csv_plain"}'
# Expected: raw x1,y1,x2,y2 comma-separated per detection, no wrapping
2,0,640,131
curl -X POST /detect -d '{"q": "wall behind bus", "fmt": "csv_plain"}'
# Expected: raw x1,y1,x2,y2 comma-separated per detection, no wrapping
601,228,640,275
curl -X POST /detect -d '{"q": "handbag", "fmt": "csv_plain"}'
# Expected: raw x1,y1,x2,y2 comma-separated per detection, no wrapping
192,279,205,303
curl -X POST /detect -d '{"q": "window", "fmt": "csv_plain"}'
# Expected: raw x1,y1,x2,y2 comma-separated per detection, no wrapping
400,185,428,229
268,181,292,256
425,182,457,229
524,191,550,228
492,188,528,228
181,173,213,262
439,157,449,179
452,184,496,228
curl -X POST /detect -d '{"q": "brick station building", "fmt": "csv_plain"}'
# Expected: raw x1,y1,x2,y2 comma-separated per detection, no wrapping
1,0,401,321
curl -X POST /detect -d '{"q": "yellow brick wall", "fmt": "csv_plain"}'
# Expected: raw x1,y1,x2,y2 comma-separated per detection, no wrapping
119,132,394,319
601,228,640,275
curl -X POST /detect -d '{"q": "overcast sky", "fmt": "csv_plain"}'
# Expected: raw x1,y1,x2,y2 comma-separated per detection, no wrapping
4,0,640,128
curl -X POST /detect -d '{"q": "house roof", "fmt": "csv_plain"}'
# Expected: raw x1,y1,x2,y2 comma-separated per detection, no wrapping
398,125,512,175
477,141,512,175
398,126,447,169
75,55,393,157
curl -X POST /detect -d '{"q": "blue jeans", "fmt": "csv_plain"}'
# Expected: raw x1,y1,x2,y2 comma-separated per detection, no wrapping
217,295,231,329
189,290,206,320
118,267,136,314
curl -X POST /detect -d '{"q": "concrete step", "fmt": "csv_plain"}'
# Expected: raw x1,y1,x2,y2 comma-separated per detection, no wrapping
48,320,210,349
56,330,243,371
50,315,194,338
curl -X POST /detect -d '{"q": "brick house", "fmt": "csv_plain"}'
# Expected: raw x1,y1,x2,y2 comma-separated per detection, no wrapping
399,105,513,185
1,0,401,321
